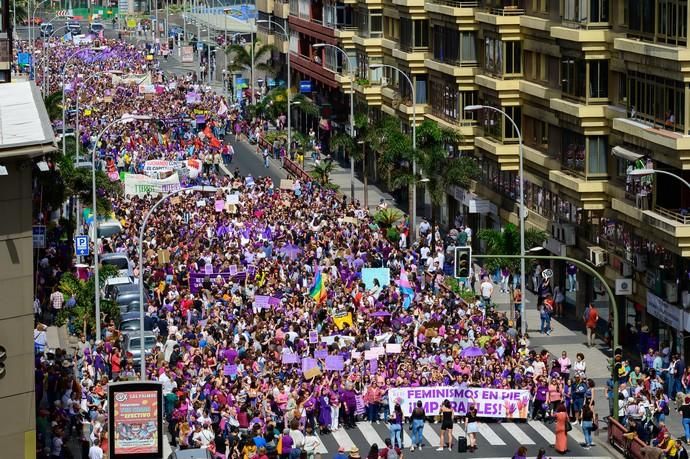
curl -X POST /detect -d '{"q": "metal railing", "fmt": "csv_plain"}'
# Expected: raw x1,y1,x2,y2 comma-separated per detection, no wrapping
429,0,479,7
653,205,690,224
490,6,525,15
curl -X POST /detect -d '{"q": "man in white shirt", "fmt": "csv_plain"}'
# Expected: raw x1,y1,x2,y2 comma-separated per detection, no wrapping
88,440,104,459
480,277,494,305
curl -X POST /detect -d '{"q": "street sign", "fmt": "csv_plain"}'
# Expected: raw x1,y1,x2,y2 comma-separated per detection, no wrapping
32,225,46,249
75,235,90,256
299,80,312,93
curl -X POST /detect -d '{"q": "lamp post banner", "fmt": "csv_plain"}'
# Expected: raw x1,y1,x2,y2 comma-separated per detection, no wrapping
388,386,530,418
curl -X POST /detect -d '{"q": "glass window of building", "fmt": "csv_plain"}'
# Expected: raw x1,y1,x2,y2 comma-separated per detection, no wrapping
562,129,586,173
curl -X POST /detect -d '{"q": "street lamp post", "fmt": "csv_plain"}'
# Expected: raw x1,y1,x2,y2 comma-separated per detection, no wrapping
313,43,355,201
370,64,416,242
257,19,290,155
465,104,526,336
29,0,50,80
138,185,217,379
92,114,153,341
61,48,94,157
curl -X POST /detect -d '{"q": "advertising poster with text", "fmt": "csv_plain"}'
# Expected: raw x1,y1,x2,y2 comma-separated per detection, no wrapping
112,390,159,455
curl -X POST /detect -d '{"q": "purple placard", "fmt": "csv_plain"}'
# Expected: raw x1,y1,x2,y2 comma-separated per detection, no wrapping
223,364,237,376
204,263,213,275
325,355,344,371
314,349,328,359
268,296,282,306
196,114,206,125
308,330,318,344
215,199,225,212
254,295,270,309
370,359,378,373
301,357,318,373
228,265,237,275
282,352,299,364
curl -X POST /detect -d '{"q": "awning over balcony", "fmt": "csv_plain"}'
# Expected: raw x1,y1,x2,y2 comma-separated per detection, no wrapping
612,146,644,162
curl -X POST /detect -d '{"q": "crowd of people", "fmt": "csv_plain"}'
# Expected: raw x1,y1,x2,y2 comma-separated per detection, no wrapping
26,30,690,459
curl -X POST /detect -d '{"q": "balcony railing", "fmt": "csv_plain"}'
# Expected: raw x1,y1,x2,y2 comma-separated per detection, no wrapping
429,0,479,6
489,6,525,15
653,206,690,225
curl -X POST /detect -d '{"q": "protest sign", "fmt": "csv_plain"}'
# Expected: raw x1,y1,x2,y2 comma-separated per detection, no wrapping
223,364,237,376
355,395,365,415
227,193,240,205
215,200,225,212
388,386,531,419
301,358,318,373
279,179,294,190
303,367,322,380
320,335,356,346
189,270,251,293
370,359,378,373
332,311,353,330
181,46,194,63
314,349,328,360
156,249,170,265
351,351,361,360
308,330,318,344
385,343,402,354
282,353,299,364
364,350,377,361
124,173,181,197
370,346,385,357
325,355,344,371
362,268,391,290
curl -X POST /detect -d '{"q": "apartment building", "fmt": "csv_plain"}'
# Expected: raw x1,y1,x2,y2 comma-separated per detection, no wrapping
0,0,11,82
257,0,690,356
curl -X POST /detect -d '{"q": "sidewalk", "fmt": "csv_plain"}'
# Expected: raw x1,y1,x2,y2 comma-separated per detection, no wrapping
484,278,686,448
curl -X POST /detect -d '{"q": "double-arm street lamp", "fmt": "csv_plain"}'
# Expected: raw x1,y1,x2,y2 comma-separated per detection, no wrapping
138,185,217,379
628,168,690,190
312,43,356,201
464,104,526,336
257,19,291,155
92,114,154,340
369,64,417,241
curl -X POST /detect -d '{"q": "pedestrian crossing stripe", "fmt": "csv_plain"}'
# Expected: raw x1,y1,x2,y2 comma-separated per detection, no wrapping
317,420,595,454
500,422,535,445
477,422,506,445
527,420,555,444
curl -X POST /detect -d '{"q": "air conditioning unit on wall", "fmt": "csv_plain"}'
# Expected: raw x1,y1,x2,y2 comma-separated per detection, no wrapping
588,246,608,267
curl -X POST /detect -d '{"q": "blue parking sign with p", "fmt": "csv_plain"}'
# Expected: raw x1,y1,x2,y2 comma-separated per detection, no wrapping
75,235,90,256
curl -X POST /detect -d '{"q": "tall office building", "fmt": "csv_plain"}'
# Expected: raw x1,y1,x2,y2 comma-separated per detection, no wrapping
257,0,690,355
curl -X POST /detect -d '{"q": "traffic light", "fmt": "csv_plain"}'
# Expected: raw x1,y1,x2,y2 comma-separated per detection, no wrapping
455,246,472,279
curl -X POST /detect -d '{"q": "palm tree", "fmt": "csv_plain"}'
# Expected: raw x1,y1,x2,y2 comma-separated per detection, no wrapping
226,41,277,89
478,222,548,275
43,91,63,122
368,115,412,189
391,119,479,247
310,159,336,186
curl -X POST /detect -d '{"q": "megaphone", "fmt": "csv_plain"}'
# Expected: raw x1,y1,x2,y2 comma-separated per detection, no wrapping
542,269,553,280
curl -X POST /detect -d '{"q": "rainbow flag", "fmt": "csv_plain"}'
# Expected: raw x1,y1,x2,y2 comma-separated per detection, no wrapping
396,267,415,309
309,266,328,304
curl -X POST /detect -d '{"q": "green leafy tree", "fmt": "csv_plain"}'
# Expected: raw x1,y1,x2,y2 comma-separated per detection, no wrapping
367,115,412,190
330,113,370,202
310,159,336,185
56,264,120,339
477,222,548,274
43,91,63,122
10,0,28,26
373,208,404,228
226,41,277,76
389,119,479,247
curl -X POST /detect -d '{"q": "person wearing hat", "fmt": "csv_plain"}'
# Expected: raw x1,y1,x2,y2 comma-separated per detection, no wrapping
348,446,361,459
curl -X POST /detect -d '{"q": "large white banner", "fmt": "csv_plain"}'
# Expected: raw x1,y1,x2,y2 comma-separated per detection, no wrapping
124,173,181,197
388,386,531,419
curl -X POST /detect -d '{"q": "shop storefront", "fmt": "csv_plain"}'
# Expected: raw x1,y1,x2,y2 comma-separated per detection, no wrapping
646,291,685,359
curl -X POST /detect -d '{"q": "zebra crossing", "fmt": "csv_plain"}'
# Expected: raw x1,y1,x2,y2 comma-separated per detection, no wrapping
317,419,602,457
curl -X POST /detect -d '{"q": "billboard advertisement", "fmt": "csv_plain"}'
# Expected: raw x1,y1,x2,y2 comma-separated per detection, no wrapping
108,381,163,459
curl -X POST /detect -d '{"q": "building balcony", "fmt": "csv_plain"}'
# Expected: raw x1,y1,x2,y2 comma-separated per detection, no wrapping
274,0,289,18
352,80,383,105
424,0,478,17
614,37,690,62
425,58,478,78
476,8,523,29
352,34,383,47
549,26,610,43
288,16,338,43
290,53,339,88
255,0,274,13
475,136,520,171
391,0,425,7
548,170,607,209
642,207,690,256
611,196,643,222
475,74,520,98
612,117,690,169
549,97,608,127
519,80,559,100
